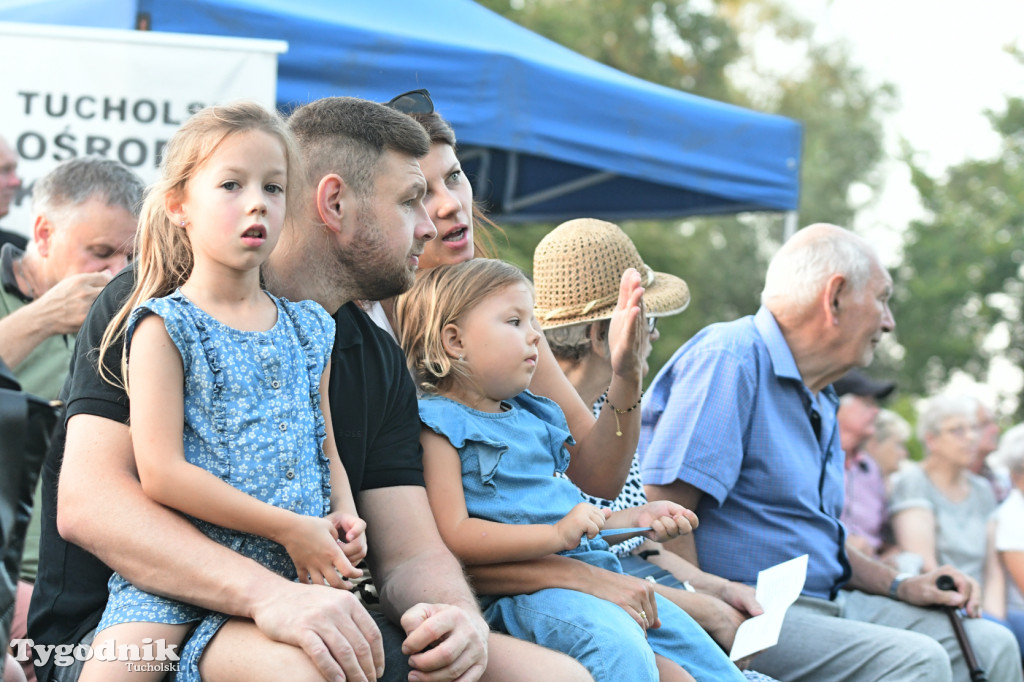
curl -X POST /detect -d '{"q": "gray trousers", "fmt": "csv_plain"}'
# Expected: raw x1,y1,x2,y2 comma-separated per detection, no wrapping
752,591,1022,682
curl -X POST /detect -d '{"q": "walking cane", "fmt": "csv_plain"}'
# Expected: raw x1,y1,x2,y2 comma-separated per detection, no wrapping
936,574,988,682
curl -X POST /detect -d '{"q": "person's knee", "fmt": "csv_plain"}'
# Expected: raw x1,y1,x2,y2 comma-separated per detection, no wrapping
483,634,592,682
493,592,658,680
901,636,952,682
966,617,1024,677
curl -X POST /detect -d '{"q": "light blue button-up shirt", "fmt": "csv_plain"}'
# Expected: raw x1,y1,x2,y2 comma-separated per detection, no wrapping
639,306,851,599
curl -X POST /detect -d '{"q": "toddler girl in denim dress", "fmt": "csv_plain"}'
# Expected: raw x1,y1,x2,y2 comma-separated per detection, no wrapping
396,258,748,682
80,102,366,682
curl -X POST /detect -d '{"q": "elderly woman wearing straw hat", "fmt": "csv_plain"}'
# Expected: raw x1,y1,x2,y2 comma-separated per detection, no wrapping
471,218,778,680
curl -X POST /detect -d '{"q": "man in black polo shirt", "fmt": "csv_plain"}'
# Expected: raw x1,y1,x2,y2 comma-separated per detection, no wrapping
27,98,587,682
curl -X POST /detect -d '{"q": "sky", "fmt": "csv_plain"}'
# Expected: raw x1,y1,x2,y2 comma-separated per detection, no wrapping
783,0,1024,263
783,0,1024,404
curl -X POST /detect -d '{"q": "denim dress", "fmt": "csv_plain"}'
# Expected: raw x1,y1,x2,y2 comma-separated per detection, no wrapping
418,391,745,682
95,290,335,681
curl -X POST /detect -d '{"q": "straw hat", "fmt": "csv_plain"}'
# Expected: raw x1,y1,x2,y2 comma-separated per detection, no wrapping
532,218,690,330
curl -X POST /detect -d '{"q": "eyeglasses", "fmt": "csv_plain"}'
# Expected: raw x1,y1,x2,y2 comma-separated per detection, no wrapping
645,317,658,334
385,89,434,115
940,425,978,439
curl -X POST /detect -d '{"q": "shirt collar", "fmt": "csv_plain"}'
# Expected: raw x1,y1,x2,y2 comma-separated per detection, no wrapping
0,243,30,301
754,306,802,383
754,305,839,409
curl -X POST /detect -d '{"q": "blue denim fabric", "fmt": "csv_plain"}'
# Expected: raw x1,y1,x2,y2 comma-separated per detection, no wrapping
420,392,745,682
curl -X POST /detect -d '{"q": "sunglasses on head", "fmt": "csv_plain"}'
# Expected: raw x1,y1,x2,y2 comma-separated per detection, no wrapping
386,88,434,115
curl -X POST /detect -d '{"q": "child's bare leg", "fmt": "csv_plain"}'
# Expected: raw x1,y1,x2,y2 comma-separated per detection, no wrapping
3,654,27,682
482,633,593,681
656,653,697,682
78,622,191,682
197,617,329,682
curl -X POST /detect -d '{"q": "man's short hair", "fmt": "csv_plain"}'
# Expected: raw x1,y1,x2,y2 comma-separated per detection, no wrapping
761,223,876,310
32,157,144,219
287,97,430,198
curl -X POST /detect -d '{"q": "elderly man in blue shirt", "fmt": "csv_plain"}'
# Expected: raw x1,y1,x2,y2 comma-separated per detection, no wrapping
639,223,1021,682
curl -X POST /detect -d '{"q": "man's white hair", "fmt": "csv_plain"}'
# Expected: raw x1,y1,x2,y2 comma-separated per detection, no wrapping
761,223,876,310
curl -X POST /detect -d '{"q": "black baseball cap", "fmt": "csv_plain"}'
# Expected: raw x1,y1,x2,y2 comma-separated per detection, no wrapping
833,369,896,400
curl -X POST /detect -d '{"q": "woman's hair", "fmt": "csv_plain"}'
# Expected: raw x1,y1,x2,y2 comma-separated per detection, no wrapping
994,423,1024,477
396,258,530,395
872,408,911,445
97,100,302,388
406,110,506,259
545,320,610,364
916,393,977,444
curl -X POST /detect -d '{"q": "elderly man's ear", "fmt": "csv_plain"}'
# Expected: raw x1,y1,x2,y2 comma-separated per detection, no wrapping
823,274,847,326
32,213,55,256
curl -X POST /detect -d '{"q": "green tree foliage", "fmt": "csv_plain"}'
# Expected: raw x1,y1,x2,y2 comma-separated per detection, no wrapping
893,91,1024,417
473,0,894,381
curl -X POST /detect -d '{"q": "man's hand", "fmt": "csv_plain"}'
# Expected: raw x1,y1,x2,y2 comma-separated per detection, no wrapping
35,270,112,334
250,581,385,681
400,603,489,682
899,565,981,617
713,579,764,619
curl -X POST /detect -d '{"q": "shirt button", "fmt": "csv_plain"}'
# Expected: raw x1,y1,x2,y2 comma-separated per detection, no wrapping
279,423,287,432
271,380,280,389
286,470,295,480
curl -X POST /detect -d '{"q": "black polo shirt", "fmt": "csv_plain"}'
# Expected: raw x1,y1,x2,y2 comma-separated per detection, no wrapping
28,267,424,682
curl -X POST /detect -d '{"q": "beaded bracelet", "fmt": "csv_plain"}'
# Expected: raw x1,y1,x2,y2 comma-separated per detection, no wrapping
605,390,644,437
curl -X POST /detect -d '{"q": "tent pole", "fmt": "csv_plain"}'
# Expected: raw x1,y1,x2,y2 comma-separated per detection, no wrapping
783,210,799,241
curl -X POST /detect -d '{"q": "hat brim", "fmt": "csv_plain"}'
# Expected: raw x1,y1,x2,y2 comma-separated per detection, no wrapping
538,271,690,330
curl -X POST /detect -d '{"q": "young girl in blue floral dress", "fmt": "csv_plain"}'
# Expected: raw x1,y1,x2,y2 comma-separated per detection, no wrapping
80,101,366,682
396,258,748,682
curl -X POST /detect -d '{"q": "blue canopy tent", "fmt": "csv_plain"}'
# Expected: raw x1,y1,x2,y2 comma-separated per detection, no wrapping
0,0,802,223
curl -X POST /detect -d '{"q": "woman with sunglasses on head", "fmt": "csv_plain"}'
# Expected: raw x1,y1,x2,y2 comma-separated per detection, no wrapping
372,90,647,504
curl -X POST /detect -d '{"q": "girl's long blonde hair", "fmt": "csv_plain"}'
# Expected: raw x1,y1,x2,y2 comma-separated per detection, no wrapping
97,100,302,389
395,258,531,395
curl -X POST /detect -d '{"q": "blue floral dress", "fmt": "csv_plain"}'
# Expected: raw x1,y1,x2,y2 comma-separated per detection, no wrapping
95,289,335,680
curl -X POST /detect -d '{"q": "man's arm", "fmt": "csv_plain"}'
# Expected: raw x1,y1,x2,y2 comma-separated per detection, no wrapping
57,414,384,681
845,542,981,616
359,485,489,680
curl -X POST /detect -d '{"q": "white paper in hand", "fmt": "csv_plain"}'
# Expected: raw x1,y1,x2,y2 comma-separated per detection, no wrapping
728,554,808,661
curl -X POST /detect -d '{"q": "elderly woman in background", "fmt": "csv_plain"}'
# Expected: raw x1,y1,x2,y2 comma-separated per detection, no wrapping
865,409,912,479
889,394,997,585
986,424,1024,659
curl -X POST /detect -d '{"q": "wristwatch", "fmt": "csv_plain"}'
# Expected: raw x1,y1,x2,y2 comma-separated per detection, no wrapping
888,572,913,600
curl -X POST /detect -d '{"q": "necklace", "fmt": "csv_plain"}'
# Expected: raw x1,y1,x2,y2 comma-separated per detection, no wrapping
14,258,38,299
